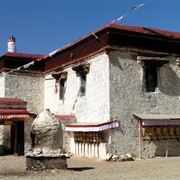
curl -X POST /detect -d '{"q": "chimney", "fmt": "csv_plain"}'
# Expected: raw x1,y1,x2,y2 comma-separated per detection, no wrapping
7,34,16,52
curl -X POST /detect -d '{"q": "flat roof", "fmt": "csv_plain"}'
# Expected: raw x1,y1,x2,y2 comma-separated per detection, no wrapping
47,23,180,58
133,114,180,120
0,98,27,104
0,52,46,61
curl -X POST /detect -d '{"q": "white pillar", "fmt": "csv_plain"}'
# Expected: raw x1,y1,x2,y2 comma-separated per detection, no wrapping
79,143,82,156
92,143,95,158
75,142,78,156
88,143,91,158
138,121,141,159
94,144,98,158
85,143,88,157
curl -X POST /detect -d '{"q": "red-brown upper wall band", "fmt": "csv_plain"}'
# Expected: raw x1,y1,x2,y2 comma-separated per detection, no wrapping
44,25,180,73
1,23,180,74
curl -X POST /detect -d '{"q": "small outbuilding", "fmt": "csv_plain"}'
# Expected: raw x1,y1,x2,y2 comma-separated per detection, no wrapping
0,98,32,155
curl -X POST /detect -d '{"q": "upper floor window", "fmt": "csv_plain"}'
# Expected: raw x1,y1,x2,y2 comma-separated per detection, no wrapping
72,63,90,96
59,78,66,100
137,57,168,92
145,65,157,92
52,72,67,100
80,74,86,96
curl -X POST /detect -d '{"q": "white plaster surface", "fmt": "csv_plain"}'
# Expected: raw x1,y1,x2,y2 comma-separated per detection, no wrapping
44,53,111,159
45,53,110,123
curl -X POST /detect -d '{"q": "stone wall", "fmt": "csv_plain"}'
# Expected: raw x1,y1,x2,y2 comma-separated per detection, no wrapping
109,51,180,158
0,75,5,97
140,138,180,158
0,72,5,153
4,72,44,114
0,72,44,154
45,53,110,123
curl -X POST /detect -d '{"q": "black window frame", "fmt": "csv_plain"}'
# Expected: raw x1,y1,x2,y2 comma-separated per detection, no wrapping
79,74,86,96
143,60,168,92
72,63,90,97
145,66,158,92
59,78,66,100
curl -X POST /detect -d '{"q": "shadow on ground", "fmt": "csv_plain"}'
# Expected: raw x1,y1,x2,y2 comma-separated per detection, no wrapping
67,167,95,171
0,171,27,177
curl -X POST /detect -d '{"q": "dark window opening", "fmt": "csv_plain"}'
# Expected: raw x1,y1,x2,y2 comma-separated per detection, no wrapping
72,63,90,97
52,72,67,100
59,79,66,100
142,60,168,92
145,67,157,92
80,74,86,96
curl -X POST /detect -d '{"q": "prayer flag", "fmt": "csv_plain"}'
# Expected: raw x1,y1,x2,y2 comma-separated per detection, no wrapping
131,3,144,11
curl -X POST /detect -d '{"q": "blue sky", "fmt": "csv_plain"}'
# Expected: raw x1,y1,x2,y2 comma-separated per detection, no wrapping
0,0,180,55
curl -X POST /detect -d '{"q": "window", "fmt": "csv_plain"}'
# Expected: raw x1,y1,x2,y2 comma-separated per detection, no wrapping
80,74,86,96
137,58,168,92
72,63,90,97
58,73,67,100
52,72,67,100
59,78,66,100
145,66,157,92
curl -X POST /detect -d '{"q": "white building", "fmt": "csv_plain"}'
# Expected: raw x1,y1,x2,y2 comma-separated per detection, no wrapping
0,23,180,159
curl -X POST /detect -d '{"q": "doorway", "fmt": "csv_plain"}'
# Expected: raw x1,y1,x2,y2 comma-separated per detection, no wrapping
11,121,24,155
2,121,24,155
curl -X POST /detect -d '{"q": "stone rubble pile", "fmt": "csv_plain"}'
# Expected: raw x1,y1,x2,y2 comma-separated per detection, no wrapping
106,153,135,162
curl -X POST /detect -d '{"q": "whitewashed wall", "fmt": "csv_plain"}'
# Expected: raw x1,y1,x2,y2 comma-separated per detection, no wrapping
45,53,110,123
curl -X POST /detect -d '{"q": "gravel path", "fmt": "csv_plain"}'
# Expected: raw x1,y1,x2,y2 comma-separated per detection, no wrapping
0,156,180,179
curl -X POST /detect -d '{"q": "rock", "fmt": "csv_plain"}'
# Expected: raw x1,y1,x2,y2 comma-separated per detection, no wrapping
111,154,119,162
119,153,134,162
105,153,113,161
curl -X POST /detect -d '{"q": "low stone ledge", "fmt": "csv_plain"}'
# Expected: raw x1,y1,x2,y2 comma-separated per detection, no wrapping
26,156,68,171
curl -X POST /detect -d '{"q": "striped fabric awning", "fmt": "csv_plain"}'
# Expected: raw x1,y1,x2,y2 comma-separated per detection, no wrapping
133,114,180,126
65,120,119,132
0,109,30,120
0,114,30,120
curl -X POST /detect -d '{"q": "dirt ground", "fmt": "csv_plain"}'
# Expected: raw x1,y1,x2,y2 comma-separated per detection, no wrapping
0,156,180,180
